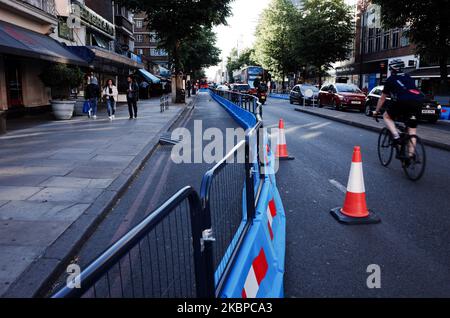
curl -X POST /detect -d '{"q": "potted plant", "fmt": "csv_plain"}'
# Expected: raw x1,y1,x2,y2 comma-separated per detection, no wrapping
40,64,84,120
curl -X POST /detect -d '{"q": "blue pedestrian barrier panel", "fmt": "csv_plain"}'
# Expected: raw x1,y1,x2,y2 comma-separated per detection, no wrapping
209,89,286,299
269,93,290,100
210,92,257,129
440,107,450,120
218,182,286,298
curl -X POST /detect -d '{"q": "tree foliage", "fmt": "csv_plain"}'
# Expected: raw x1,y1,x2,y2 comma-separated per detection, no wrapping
373,0,450,93
295,0,354,85
253,0,298,83
119,0,233,73
40,64,84,99
180,27,221,79
226,48,258,82
253,0,354,86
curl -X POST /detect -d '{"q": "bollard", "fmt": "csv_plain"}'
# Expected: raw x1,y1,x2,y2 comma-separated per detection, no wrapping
160,96,165,113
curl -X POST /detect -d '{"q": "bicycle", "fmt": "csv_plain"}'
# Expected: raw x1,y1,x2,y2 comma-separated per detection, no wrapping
375,116,427,181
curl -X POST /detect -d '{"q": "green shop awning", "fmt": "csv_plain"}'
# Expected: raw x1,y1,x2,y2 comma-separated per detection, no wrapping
138,69,161,84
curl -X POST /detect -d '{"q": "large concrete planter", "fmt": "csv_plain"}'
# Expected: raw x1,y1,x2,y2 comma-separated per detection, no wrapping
51,100,76,120
73,99,85,116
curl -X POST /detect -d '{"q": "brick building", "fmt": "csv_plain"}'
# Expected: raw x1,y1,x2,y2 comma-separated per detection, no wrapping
133,12,170,78
335,1,419,91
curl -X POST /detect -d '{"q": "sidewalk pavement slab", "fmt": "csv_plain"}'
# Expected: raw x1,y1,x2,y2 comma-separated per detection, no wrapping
294,105,450,151
0,97,194,297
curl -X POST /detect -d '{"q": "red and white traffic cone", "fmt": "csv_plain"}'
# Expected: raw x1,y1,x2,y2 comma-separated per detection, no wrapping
331,146,380,225
276,119,295,161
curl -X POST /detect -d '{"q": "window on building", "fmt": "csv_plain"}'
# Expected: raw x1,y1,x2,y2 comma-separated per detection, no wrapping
136,34,143,42
383,31,390,50
150,48,168,57
367,28,375,53
135,20,143,28
401,29,410,47
136,49,144,55
375,28,382,52
392,29,400,48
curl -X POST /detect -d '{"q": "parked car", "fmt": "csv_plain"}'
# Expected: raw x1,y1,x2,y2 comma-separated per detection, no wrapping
364,85,442,123
289,84,320,105
318,83,366,112
231,83,251,94
217,85,230,91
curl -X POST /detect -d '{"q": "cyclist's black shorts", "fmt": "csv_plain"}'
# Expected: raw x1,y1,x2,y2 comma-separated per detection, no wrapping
385,100,422,129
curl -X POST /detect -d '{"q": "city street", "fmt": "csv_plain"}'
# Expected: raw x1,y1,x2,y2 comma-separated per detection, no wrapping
46,92,244,296
40,94,450,298
1,0,450,304
265,97,450,297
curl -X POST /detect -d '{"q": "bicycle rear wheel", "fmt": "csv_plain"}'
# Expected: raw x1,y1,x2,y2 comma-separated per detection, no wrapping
378,128,394,167
403,135,426,181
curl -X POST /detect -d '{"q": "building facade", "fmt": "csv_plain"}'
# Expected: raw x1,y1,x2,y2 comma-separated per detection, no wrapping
0,0,87,116
0,0,144,121
133,12,170,77
59,0,143,97
335,1,419,91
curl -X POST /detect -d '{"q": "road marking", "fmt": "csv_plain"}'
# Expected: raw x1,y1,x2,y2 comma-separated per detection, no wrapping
329,179,347,194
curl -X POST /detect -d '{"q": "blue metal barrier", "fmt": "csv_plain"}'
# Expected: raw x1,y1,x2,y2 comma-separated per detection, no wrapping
209,89,286,299
269,93,290,100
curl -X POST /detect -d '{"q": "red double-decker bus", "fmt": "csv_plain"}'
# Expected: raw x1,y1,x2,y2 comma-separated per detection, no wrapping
240,66,267,91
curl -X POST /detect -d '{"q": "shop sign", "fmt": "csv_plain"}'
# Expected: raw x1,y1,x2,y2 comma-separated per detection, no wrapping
71,2,115,37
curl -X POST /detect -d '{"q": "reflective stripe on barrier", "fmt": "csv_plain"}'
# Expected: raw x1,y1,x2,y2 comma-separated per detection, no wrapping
267,200,277,241
242,249,268,298
219,181,286,298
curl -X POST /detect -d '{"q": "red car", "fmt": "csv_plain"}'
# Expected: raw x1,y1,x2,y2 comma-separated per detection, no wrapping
318,83,366,112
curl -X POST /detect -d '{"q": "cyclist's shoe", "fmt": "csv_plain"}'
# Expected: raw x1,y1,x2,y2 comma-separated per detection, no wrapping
390,137,401,147
402,154,418,168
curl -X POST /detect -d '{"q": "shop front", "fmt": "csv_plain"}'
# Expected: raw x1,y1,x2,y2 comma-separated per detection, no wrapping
0,20,87,116
409,66,450,99
67,45,144,102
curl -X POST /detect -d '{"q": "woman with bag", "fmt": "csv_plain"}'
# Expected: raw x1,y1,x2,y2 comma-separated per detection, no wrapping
102,79,119,121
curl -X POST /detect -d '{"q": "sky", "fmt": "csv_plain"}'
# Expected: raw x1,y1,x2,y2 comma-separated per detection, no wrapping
206,0,358,80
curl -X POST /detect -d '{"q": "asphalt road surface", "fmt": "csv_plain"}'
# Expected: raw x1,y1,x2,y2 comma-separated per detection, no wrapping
49,92,243,296
265,97,450,298
50,93,450,298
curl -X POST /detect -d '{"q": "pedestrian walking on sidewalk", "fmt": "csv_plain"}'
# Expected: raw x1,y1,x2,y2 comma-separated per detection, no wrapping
102,79,118,121
127,76,139,119
186,80,192,98
86,74,100,119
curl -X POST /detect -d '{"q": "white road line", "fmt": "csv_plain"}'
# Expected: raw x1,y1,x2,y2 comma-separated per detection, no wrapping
329,179,347,194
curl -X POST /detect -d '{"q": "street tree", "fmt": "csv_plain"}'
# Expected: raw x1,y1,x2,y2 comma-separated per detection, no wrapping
253,0,299,88
118,0,233,100
373,0,450,93
180,27,221,81
295,0,354,86
226,48,258,82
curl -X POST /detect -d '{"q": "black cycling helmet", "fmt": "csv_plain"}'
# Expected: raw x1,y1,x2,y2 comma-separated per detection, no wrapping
389,59,405,74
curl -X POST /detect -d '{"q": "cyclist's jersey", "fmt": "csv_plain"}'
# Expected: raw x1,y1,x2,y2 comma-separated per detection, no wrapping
383,73,424,103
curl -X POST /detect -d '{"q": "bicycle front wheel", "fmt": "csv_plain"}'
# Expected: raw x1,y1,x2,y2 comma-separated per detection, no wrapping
378,128,393,167
403,135,426,182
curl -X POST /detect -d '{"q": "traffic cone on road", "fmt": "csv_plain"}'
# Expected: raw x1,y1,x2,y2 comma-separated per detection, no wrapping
330,146,380,225
276,119,295,161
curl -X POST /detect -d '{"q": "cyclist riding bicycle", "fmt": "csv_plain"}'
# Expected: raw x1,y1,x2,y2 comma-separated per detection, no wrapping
374,59,424,153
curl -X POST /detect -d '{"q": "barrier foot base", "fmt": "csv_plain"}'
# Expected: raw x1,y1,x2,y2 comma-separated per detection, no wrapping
330,207,381,225
278,156,295,161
